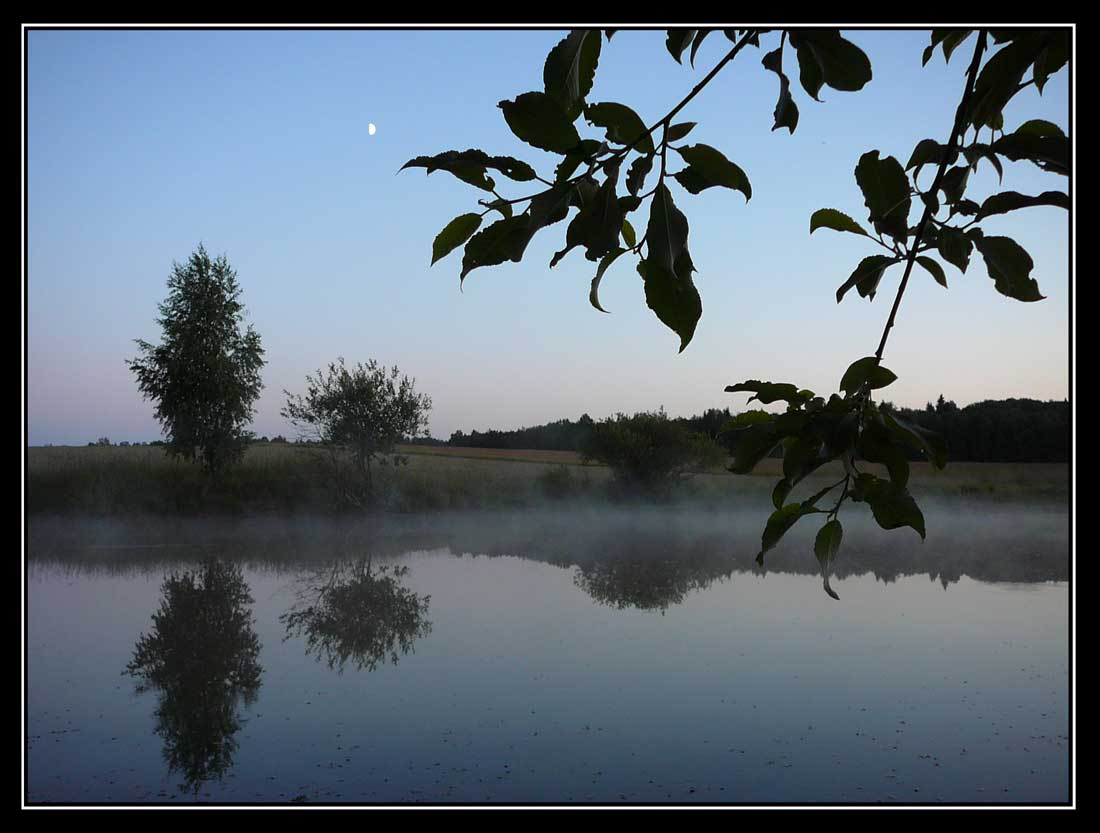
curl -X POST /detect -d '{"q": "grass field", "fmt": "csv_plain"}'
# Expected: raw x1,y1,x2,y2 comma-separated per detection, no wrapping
24,442,1070,516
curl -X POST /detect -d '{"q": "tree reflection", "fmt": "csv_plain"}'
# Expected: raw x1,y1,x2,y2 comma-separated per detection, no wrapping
124,559,262,794
281,559,432,673
573,557,731,613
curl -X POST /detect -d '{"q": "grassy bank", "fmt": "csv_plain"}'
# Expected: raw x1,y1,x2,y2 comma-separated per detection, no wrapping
24,443,1070,516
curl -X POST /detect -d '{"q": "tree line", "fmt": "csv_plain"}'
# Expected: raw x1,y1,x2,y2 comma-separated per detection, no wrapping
447,397,1069,463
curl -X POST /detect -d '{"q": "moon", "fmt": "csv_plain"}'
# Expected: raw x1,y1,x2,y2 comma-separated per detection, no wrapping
368,123,377,136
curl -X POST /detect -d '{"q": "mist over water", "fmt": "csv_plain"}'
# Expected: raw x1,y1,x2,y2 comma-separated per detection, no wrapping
26,504,1069,804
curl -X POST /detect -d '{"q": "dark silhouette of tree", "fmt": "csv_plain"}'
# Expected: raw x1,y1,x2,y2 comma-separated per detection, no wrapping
129,244,265,476
281,559,432,673
124,560,263,794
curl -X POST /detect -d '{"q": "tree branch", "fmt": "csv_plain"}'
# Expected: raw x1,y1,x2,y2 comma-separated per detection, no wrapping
874,30,989,363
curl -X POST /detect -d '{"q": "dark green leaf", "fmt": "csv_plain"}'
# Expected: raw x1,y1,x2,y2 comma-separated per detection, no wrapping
638,256,701,353
905,139,952,174
840,357,897,395
858,418,911,487
460,216,532,281
626,155,653,196
431,213,482,265
976,190,1069,220
883,411,947,469
646,183,688,275
789,29,873,92
584,101,655,155
666,29,697,64
543,30,602,121
689,30,713,66
782,435,824,484
971,233,1045,301
621,218,637,248
772,478,793,510
761,47,799,134
991,131,1069,175
400,149,498,192
667,122,697,142
852,474,926,539
792,36,825,100
499,92,581,154
810,208,871,238
760,502,820,558
916,255,948,289
936,225,973,273
725,381,814,406
855,151,911,242
939,165,971,205
815,519,843,563
673,144,752,200
940,29,973,63
589,248,626,313
836,255,897,303
1015,119,1065,138
968,36,1048,129
961,144,1004,183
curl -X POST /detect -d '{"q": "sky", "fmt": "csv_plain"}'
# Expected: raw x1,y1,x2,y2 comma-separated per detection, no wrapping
24,27,1072,446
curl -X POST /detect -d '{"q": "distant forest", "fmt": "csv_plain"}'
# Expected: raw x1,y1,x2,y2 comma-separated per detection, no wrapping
432,397,1069,463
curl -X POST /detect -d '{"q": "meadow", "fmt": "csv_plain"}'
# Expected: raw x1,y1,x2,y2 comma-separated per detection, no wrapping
24,442,1070,516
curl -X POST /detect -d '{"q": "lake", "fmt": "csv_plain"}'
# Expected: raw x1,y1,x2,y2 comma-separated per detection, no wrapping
25,504,1071,805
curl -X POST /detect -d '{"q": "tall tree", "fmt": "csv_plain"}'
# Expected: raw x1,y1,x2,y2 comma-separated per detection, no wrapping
129,244,265,476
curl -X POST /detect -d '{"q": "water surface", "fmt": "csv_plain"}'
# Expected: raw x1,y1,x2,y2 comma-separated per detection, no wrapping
26,505,1071,804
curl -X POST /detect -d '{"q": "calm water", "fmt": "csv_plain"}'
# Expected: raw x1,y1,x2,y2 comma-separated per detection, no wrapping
25,505,1071,805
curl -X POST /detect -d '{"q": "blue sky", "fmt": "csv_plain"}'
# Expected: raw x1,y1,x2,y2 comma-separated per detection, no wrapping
25,27,1071,445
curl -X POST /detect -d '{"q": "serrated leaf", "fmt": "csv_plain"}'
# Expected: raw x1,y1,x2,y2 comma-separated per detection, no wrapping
971,233,1046,302
543,29,602,121
936,226,973,273
431,213,482,266
585,102,655,155
991,131,1069,175
916,256,948,289
836,255,897,303
976,190,1069,220
673,144,752,200
724,381,813,406
460,216,532,281
840,357,897,395
499,92,581,154
638,256,701,353
854,151,911,242
646,183,688,275
810,208,871,238
400,149,497,192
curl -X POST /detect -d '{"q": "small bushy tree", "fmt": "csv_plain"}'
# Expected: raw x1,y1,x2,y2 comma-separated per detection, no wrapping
129,244,265,476
581,409,726,497
282,358,432,505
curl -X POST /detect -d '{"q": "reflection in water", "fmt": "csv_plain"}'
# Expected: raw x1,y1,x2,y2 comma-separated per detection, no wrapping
124,560,263,794
281,559,432,673
574,558,733,613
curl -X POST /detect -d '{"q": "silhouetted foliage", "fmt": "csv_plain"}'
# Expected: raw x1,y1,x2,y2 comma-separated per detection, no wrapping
282,358,432,506
281,559,432,673
124,560,262,794
405,27,1068,592
128,245,265,476
581,409,726,496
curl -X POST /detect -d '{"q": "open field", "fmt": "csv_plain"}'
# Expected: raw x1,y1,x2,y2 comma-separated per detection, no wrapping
25,443,1070,516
